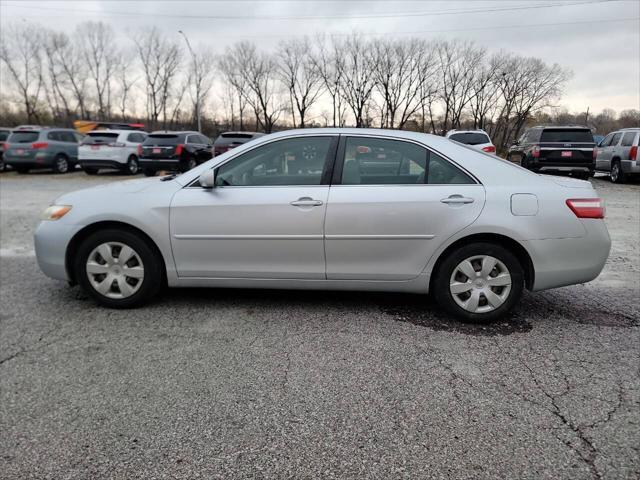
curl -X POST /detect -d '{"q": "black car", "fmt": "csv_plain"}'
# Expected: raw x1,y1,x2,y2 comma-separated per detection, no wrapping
507,126,596,179
139,131,213,176
213,131,264,157
0,127,12,171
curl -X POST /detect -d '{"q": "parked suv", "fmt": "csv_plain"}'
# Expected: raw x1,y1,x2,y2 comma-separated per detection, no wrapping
79,130,147,175
0,127,12,171
445,129,496,154
3,128,82,174
139,131,212,176
594,128,639,183
213,131,264,156
507,126,595,179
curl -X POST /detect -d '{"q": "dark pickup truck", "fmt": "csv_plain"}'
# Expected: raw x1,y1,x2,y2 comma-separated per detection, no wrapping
507,126,596,179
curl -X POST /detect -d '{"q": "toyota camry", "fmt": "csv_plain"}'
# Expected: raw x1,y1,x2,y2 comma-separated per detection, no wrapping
34,129,611,322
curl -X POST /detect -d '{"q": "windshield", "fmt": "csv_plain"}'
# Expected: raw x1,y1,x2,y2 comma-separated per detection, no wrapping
540,129,593,143
8,131,39,143
449,132,491,145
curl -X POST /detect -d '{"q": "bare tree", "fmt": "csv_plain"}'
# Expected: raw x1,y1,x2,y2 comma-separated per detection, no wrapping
336,35,377,127
468,53,501,130
0,23,45,123
134,27,182,128
226,42,282,133
276,38,324,128
372,38,437,129
41,29,75,122
185,46,215,130
311,35,347,127
115,54,137,120
77,22,119,120
219,55,250,130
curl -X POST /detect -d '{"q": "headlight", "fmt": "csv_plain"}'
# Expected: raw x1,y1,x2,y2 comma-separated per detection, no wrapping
41,205,72,221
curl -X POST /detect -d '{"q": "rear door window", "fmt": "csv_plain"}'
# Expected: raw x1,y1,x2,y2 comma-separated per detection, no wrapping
9,131,39,143
449,132,491,145
540,129,593,143
621,132,637,147
47,132,61,141
59,131,78,143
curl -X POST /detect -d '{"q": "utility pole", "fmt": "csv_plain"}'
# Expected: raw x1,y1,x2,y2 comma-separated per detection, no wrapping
178,30,201,132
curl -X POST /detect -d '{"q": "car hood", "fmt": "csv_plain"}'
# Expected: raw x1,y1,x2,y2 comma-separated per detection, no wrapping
54,176,176,205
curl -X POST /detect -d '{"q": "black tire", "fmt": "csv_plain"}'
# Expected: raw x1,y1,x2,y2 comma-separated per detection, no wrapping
15,167,30,174
432,242,525,323
126,155,139,175
182,157,197,172
74,229,164,308
52,154,70,174
0,159,5,172
610,160,626,184
84,167,99,175
143,168,156,177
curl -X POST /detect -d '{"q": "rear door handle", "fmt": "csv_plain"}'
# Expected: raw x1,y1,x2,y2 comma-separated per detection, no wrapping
290,197,323,207
441,195,474,205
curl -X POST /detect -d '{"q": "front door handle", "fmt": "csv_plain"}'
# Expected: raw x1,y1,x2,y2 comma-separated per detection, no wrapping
441,195,474,205
290,197,323,207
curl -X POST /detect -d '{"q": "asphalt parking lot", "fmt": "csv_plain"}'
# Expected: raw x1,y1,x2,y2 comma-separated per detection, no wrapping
1,170,638,479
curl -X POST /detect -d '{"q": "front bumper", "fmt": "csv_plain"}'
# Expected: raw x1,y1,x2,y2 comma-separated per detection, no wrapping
524,219,611,291
34,220,82,282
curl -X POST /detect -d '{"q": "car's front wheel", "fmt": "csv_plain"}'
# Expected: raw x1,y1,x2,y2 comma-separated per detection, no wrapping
432,242,524,323
74,229,163,308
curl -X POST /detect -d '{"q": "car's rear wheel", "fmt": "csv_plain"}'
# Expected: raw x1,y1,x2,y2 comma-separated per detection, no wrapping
182,158,197,172
432,242,524,323
610,160,626,184
74,229,163,308
84,167,99,175
126,155,139,175
143,168,156,177
52,154,69,174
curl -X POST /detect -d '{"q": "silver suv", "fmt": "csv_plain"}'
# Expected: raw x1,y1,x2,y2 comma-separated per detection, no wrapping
594,128,639,183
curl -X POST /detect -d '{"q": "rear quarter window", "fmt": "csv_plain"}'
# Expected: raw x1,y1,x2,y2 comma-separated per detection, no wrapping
621,132,637,147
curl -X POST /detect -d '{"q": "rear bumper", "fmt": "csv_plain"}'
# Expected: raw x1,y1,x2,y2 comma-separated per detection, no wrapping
139,159,181,171
5,151,55,167
621,159,640,174
79,160,127,170
524,219,611,291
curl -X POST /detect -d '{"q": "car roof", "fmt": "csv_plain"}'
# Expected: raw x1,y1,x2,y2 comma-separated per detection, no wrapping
219,131,264,136
531,125,591,130
149,130,200,135
88,129,148,135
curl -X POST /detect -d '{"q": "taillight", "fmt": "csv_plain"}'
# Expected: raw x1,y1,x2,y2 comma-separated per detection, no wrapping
32,142,49,149
532,146,540,158
481,145,496,153
592,148,597,160
137,144,142,156
566,198,605,219
630,145,638,161
2,142,7,150
175,144,184,155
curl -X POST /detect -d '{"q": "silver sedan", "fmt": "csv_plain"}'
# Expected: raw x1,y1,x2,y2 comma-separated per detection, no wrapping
34,129,611,322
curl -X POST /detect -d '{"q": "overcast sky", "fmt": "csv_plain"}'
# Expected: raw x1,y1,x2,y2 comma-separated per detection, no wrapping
1,0,638,113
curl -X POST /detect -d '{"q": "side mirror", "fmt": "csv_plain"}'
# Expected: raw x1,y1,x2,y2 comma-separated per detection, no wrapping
199,169,216,188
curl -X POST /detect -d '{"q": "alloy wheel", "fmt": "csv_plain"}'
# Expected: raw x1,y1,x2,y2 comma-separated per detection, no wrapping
611,163,619,182
86,242,145,299
56,157,69,173
449,255,512,313
128,157,139,174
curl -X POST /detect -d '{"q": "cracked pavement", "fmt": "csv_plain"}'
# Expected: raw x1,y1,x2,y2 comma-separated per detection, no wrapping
1,171,638,479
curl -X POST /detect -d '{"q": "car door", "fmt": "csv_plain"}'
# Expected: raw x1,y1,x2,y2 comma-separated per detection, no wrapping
596,133,615,170
170,135,338,279
324,135,485,281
